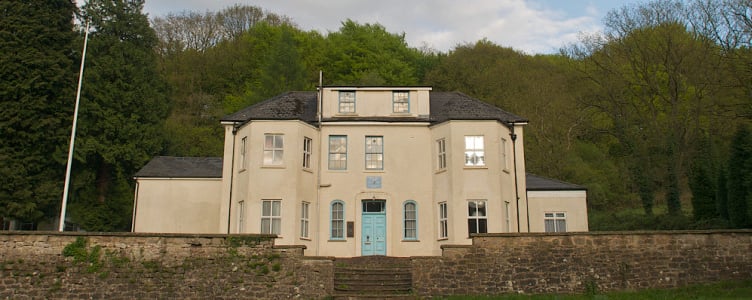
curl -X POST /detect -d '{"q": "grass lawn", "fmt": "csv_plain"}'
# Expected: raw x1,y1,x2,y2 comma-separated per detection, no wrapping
439,279,752,299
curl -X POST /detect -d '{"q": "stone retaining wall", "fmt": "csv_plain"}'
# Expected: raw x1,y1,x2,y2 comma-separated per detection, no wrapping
0,232,333,299
412,230,752,296
2,230,750,298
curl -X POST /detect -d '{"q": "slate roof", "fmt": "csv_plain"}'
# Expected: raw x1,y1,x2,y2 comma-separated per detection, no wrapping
220,90,528,125
526,174,586,191
134,156,223,178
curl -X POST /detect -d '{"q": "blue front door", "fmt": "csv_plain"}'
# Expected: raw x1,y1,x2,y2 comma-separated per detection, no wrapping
362,200,386,256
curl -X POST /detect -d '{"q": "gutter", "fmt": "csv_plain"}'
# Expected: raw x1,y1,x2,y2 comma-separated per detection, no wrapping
226,123,239,234
505,121,529,232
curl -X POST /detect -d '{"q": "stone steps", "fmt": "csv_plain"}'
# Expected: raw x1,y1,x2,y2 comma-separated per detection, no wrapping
333,256,413,299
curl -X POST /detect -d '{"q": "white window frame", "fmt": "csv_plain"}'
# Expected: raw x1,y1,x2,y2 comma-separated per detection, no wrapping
264,134,284,166
300,202,310,238
239,136,247,170
328,135,347,170
302,137,312,169
261,200,281,235
403,201,418,240
393,91,410,113
237,200,245,233
365,136,384,170
330,201,345,240
467,200,488,235
437,138,447,170
544,212,567,233
464,136,485,167
438,202,448,239
501,137,509,171
338,91,356,113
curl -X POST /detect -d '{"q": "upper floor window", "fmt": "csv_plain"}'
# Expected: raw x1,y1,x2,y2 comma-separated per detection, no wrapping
501,138,509,171
261,200,281,235
264,134,284,165
468,200,487,235
239,136,248,170
403,201,417,240
393,91,409,113
437,138,447,170
329,135,347,170
365,136,384,170
330,201,345,240
438,202,448,239
464,136,485,166
339,91,356,113
544,212,567,232
302,137,312,169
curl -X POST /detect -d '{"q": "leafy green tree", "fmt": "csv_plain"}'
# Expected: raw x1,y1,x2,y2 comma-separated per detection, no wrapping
0,0,77,225
571,0,730,216
689,136,718,221
727,124,752,228
70,0,169,231
323,20,420,85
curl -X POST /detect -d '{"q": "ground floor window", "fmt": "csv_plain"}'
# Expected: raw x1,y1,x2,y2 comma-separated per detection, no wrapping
261,200,281,234
468,200,487,235
301,202,309,238
403,201,417,240
544,212,567,232
237,200,245,233
331,201,345,239
439,202,448,239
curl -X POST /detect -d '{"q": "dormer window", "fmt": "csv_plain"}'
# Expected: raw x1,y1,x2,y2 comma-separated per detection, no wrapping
393,91,409,113
339,91,356,113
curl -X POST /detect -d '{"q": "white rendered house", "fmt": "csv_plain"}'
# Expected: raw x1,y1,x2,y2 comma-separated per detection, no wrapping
133,86,588,257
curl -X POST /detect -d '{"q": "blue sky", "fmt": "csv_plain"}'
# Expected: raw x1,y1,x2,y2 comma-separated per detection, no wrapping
137,0,634,54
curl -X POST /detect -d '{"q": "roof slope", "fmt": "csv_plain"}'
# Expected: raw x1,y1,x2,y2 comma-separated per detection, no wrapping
221,91,318,124
220,90,527,125
526,174,586,191
429,91,527,123
134,156,223,178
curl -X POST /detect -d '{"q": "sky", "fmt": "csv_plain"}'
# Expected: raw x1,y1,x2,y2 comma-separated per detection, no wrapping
139,0,634,54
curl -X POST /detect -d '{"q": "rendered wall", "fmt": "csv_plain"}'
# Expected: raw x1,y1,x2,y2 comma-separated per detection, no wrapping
133,178,222,234
527,190,589,232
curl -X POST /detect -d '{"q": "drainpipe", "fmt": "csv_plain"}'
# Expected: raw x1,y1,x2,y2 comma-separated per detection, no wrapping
131,180,139,232
315,71,323,255
227,124,239,234
508,122,524,233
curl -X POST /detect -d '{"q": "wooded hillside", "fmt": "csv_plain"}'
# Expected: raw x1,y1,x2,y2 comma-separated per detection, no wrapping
1,0,750,231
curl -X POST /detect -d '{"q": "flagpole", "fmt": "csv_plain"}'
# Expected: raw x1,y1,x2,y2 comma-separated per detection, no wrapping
59,22,90,231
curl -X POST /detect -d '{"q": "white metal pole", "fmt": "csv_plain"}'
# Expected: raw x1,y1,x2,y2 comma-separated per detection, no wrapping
59,22,90,231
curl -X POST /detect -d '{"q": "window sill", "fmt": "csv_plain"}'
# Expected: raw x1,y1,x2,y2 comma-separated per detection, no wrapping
336,113,358,117
328,239,347,242
364,169,385,173
437,238,448,241
434,169,447,174
238,168,247,174
463,166,488,170
502,168,511,174
302,168,313,173
401,239,420,242
299,237,311,241
262,165,286,169
390,112,411,116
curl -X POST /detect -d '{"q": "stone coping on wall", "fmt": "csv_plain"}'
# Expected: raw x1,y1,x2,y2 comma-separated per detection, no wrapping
0,230,279,239
471,229,752,239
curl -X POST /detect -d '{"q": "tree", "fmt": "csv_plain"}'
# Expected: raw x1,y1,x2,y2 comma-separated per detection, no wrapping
689,136,719,221
323,20,421,85
726,124,752,228
70,0,169,231
0,1,77,226
571,0,729,216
